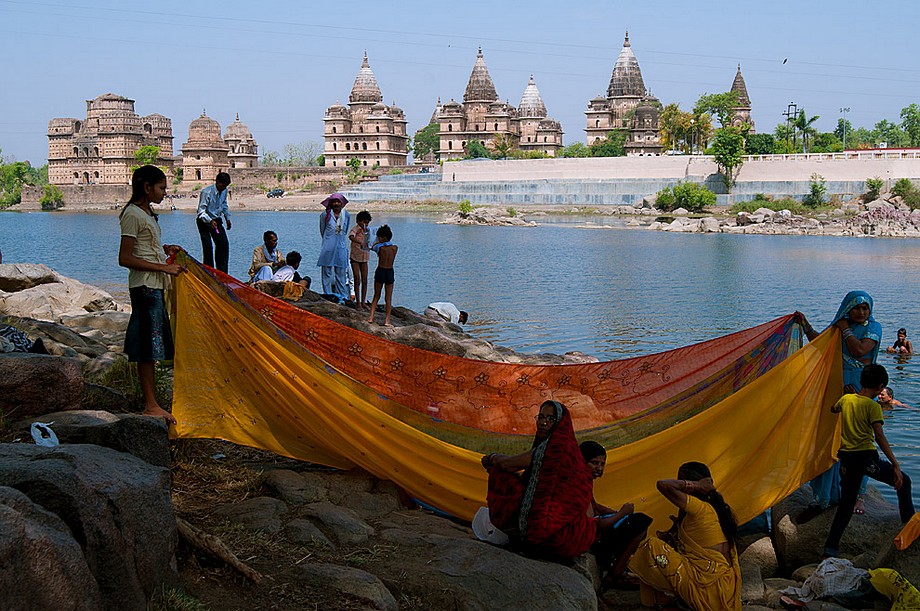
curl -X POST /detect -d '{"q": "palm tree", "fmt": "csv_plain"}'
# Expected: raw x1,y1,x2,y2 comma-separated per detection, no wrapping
794,110,820,153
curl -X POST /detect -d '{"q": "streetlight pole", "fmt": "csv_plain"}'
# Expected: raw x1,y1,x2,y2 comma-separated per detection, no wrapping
783,102,798,152
840,107,850,150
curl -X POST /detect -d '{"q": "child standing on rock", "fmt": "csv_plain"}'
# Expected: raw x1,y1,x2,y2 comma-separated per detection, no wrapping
118,165,184,425
823,363,915,557
348,210,372,311
367,224,397,327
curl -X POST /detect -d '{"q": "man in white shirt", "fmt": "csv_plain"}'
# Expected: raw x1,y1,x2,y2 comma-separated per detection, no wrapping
425,302,469,325
196,172,232,272
271,251,308,287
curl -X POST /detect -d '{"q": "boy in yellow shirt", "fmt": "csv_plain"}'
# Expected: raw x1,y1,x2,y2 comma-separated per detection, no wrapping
824,364,914,557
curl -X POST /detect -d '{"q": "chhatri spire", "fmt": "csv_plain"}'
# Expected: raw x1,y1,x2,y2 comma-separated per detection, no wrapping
463,47,498,103
731,64,751,107
607,31,645,99
518,75,547,118
349,51,382,104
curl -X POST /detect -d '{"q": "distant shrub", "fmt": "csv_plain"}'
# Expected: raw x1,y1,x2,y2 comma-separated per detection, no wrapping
458,199,473,214
892,178,915,199
388,168,403,175
730,197,806,214
865,177,883,200
506,207,517,217
39,184,64,210
904,190,920,210
192,184,202,191
802,173,827,208
655,181,716,212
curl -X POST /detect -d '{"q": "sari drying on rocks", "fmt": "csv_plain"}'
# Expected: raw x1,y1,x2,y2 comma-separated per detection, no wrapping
486,403,596,559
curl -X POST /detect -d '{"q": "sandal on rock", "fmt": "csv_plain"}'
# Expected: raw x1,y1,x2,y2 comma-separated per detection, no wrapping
780,595,808,610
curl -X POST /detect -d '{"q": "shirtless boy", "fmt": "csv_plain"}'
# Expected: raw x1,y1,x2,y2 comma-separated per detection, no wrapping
368,224,398,326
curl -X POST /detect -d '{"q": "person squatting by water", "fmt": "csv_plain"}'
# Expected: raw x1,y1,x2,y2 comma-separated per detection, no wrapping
628,462,742,610
367,224,397,326
249,230,284,282
316,193,350,298
118,165,184,425
196,172,232,273
823,364,915,557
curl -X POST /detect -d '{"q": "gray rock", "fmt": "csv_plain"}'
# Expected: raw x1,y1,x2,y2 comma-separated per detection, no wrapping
790,564,818,582
80,380,133,413
338,490,402,520
0,273,117,321
672,207,689,215
19,411,170,467
754,207,776,217
302,501,374,545
740,536,778,579
842,203,861,213
284,518,335,549
740,559,765,603
0,353,83,419
736,211,753,226
872,525,920,586
376,530,597,610
700,217,721,233
298,563,397,611
0,263,58,292
60,311,131,335
264,469,328,505
2,315,110,358
0,485,102,611
641,194,657,208
214,496,288,533
0,444,175,611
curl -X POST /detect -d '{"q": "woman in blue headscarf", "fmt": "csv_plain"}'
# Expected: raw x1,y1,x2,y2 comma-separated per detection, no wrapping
801,291,882,516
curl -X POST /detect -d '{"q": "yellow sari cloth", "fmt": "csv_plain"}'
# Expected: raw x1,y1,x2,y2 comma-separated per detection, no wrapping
628,496,741,611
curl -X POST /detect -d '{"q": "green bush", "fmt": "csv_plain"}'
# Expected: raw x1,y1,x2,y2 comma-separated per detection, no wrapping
802,173,827,208
192,184,202,191
866,177,883,200
655,181,716,212
904,190,920,210
39,184,64,210
892,178,915,199
506,207,517,217
458,199,473,214
388,168,404,175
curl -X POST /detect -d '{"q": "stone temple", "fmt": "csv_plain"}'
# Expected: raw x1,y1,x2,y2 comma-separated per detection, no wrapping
435,48,563,160
323,52,409,168
180,113,259,184
47,93,173,185
730,65,755,132
585,32,663,156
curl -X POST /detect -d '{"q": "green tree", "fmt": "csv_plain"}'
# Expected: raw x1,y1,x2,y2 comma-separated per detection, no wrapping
559,142,590,158
744,133,775,155
809,132,843,153
794,110,820,153
865,177,883,200
659,103,696,152
491,133,516,159
133,145,161,167
901,104,920,147
589,130,627,157
281,141,322,166
413,123,440,161
39,184,64,210
694,92,740,128
834,118,854,147
0,151,38,208
261,150,282,166
802,173,827,208
464,139,489,159
711,127,745,191
873,119,908,148
344,157,363,183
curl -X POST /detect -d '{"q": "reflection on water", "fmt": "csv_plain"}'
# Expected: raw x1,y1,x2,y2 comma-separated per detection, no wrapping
2,209,920,504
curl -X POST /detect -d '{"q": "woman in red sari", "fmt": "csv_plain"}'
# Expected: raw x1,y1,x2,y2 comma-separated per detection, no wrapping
480,400,597,559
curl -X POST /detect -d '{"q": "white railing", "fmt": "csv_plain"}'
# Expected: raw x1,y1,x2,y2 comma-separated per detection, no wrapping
745,151,920,162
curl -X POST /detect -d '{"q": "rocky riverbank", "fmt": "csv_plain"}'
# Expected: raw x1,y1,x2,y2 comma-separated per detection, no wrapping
2,264,920,610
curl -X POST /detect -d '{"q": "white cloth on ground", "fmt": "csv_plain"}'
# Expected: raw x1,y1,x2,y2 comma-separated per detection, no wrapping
425,302,462,324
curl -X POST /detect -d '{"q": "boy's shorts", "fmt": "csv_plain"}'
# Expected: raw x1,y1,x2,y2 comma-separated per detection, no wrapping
374,267,395,285
124,286,174,362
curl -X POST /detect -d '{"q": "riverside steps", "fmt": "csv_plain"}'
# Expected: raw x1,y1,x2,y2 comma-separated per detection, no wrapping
340,153,920,206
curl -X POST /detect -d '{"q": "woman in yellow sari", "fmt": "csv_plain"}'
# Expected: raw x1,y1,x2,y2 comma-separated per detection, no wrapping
628,462,741,611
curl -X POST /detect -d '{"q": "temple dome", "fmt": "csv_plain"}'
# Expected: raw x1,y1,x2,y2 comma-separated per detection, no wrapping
518,75,548,118
223,114,253,140
349,51,383,104
187,114,223,144
463,47,498,103
607,31,646,99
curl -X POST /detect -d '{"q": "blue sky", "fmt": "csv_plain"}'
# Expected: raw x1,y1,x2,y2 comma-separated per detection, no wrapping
1,0,918,164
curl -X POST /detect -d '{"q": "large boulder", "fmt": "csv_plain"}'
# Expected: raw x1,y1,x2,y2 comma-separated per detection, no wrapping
301,501,374,545
19,411,170,467
3,315,111,359
0,263,58,292
0,485,102,611
0,444,176,611
0,353,83,419
0,265,118,322
375,529,597,610
214,496,288,533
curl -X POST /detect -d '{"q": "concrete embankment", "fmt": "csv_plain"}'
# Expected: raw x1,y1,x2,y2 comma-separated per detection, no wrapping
341,154,920,206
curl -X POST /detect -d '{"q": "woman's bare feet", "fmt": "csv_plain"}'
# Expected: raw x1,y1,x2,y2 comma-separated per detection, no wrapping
144,405,177,426
854,495,866,515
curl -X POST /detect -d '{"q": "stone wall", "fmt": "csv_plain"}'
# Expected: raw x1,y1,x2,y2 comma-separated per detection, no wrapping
20,184,131,210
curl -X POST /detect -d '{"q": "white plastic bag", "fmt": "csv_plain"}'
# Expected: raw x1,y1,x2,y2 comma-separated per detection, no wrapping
30,422,59,447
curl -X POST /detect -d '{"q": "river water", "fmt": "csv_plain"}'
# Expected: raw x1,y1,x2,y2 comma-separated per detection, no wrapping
2,209,919,505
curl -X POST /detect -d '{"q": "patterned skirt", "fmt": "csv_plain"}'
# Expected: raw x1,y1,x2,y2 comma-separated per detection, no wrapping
125,286,174,362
